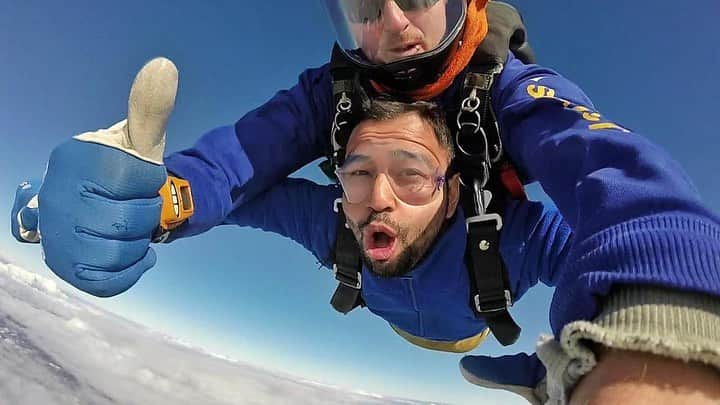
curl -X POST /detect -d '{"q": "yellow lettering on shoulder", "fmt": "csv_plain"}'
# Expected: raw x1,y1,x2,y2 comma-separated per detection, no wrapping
571,105,603,122
589,122,631,133
527,84,556,99
523,85,628,132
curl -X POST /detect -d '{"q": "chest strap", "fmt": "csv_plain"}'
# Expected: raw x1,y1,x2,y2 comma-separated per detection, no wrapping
325,2,532,347
450,0,534,346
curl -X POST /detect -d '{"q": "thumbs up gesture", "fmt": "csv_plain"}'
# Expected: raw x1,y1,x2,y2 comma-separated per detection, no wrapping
11,58,178,297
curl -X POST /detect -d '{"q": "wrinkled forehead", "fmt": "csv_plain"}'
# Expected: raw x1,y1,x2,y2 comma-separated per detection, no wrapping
345,114,448,166
344,139,441,170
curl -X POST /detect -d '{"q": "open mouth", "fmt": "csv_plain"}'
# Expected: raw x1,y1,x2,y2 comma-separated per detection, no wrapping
363,223,398,262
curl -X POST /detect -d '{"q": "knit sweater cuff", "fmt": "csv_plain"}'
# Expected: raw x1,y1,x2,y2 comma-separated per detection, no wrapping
553,213,720,334
537,286,720,403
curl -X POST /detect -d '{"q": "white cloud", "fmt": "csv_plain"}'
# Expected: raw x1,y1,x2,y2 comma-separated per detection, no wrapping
0,253,443,405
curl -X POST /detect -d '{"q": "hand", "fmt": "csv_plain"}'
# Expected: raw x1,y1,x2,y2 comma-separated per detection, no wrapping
461,334,600,404
17,57,178,297
460,352,548,405
463,343,720,404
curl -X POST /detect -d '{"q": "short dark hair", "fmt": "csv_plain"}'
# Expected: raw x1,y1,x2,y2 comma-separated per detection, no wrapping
361,98,454,161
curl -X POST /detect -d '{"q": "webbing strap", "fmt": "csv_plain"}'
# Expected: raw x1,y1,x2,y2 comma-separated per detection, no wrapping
456,58,521,345
464,197,521,345
330,201,364,314
320,44,362,180
324,3,533,337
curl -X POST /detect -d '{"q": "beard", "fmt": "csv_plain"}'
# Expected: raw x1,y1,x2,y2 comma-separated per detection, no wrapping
352,198,449,278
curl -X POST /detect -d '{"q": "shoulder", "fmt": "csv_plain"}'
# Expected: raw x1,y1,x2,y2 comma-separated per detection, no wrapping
298,63,332,85
493,52,595,111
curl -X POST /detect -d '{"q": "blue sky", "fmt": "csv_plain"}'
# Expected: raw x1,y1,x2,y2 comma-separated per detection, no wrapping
1,1,719,404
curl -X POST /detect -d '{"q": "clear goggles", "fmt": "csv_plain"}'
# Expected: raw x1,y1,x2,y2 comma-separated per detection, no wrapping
335,150,448,206
321,0,467,66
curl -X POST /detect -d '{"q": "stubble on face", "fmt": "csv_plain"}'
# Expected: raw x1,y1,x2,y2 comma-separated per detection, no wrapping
346,196,449,278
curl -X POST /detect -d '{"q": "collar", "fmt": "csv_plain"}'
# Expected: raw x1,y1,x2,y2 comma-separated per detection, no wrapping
361,208,487,342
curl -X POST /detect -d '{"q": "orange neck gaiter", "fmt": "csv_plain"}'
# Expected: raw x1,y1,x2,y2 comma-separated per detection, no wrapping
374,0,489,101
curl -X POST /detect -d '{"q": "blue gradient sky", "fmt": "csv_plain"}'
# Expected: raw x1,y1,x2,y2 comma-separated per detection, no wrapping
1,1,719,404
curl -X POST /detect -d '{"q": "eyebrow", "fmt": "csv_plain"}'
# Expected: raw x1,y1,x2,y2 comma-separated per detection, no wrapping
344,150,437,168
390,149,436,167
343,154,370,167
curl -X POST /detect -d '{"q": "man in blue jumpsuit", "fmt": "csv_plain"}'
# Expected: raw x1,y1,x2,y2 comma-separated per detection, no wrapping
11,0,720,403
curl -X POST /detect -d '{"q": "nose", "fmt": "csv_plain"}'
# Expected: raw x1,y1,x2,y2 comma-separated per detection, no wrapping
382,0,410,33
367,173,396,212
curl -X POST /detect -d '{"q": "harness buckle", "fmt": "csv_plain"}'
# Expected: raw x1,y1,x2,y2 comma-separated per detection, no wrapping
333,264,362,290
474,289,513,314
466,213,503,232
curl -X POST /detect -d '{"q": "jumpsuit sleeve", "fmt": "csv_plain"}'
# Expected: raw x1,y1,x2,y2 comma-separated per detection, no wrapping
222,178,341,268
493,53,720,335
163,64,333,240
499,200,572,301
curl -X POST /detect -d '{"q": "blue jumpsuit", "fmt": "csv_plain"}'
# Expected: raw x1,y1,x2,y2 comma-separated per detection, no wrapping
162,52,720,338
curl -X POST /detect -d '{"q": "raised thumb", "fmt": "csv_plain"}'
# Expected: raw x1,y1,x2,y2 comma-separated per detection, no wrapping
73,57,178,165
126,57,178,164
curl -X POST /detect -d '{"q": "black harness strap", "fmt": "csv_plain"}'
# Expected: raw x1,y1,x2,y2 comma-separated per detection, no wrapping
323,2,532,345
330,199,364,314
451,0,536,345
319,44,364,181
325,44,366,313
455,60,521,346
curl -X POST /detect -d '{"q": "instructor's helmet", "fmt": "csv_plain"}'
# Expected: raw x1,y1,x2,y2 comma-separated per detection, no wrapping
322,0,470,91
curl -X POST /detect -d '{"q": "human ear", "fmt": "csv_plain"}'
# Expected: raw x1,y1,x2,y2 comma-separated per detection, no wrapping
446,174,461,218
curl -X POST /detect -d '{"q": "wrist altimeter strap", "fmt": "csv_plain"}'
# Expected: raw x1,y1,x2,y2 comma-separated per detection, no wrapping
156,175,194,241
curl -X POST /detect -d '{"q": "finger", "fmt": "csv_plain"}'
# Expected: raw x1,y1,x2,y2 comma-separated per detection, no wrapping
73,236,152,273
76,189,162,240
126,57,178,164
73,247,157,297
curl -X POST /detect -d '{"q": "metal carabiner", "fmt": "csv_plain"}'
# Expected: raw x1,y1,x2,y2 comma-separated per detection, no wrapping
331,92,353,151
337,92,352,112
461,89,481,112
465,180,503,231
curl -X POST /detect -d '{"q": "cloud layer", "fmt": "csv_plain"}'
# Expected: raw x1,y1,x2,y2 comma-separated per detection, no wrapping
0,254,441,405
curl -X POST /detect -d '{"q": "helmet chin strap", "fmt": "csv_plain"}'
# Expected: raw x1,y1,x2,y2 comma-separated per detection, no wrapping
372,0,490,101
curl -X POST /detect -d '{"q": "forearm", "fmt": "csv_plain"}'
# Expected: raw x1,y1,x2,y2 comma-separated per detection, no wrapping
571,348,720,405
499,201,572,299
222,178,339,267
495,54,720,335
163,65,333,240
